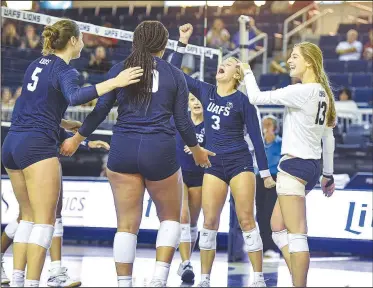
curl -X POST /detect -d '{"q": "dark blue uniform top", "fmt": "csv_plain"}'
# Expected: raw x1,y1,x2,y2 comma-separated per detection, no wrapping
79,57,197,147
10,54,98,141
171,51,269,174
173,114,206,172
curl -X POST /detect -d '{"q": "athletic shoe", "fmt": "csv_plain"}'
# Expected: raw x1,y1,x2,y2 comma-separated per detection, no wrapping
148,279,166,287
197,280,210,287
1,260,10,285
47,267,81,287
177,260,195,283
248,279,267,287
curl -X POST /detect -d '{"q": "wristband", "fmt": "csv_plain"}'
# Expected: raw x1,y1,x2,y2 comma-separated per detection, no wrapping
177,41,187,47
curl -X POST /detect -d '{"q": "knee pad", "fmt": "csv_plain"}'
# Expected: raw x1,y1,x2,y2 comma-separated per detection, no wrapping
243,227,263,253
156,221,181,249
4,220,19,239
288,233,309,254
113,232,137,263
28,224,54,250
199,228,217,250
53,218,64,238
190,226,198,243
13,220,34,244
180,224,191,243
272,229,288,250
276,173,305,197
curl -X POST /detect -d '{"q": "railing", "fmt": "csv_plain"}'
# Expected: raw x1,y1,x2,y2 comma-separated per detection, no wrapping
2,107,372,130
347,2,373,23
282,3,333,57
223,15,269,74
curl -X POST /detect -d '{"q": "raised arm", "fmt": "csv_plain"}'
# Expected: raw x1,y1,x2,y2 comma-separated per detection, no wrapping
242,96,270,178
239,63,309,108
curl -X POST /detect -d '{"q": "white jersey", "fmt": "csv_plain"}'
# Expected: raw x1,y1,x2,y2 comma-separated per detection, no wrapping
244,74,329,160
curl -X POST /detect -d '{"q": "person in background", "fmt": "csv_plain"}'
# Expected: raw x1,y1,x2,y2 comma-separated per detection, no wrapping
255,115,282,259
87,46,111,74
8,86,22,107
1,87,13,106
20,25,40,50
82,33,98,48
2,22,21,47
270,1,290,14
335,88,359,132
206,18,232,52
363,29,373,61
97,22,119,48
336,29,362,61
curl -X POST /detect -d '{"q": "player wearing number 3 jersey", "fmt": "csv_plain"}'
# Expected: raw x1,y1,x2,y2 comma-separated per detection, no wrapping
240,42,337,287
172,24,275,287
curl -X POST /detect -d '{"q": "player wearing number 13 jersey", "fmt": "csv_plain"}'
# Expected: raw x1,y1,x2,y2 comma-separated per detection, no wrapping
241,42,336,287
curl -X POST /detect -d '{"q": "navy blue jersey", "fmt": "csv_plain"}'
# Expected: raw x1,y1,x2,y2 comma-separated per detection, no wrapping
173,114,206,172
58,128,89,151
10,54,98,140
171,51,269,174
79,57,197,147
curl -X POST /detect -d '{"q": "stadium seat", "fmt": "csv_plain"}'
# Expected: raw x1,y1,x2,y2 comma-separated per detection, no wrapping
322,47,338,59
319,35,340,47
329,74,349,88
353,88,373,104
132,6,147,17
259,74,279,87
98,7,114,17
63,8,81,20
350,74,372,88
116,7,130,16
337,124,369,150
346,60,368,73
149,6,164,17
324,60,345,73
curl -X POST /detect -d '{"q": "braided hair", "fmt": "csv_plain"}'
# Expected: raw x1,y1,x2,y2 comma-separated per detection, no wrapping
124,21,169,110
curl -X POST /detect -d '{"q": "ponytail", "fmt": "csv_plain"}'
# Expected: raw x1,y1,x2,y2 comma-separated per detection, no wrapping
124,21,168,109
319,71,336,127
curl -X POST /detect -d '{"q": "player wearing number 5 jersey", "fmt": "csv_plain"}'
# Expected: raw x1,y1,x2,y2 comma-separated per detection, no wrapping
1,19,142,287
240,42,336,287
59,21,214,287
172,24,275,287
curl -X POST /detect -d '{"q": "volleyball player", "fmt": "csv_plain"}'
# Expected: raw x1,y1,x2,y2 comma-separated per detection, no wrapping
172,93,205,283
1,19,142,287
1,128,109,287
59,21,214,287
239,42,336,287
172,24,275,287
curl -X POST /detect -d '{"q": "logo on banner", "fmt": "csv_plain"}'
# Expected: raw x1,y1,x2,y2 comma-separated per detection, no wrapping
345,202,373,235
95,27,100,34
61,190,87,221
46,17,51,24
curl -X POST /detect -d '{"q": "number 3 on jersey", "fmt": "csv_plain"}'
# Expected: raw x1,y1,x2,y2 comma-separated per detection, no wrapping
315,101,327,125
211,115,220,130
27,67,43,92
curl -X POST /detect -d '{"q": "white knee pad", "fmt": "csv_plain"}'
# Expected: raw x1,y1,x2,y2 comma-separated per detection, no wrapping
113,232,137,263
199,228,217,250
156,221,181,249
180,224,191,243
190,226,198,243
28,224,54,250
288,233,309,254
4,220,19,239
272,229,288,250
243,227,263,253
13,220,34,244
53,218,64,238
276,173,305,197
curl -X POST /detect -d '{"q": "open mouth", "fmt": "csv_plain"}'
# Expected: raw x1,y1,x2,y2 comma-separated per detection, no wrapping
218,67,225,74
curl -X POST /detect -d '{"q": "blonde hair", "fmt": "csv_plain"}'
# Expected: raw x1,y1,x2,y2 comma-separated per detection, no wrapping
227,57,243,89
294,42,336,127
42,19,80,56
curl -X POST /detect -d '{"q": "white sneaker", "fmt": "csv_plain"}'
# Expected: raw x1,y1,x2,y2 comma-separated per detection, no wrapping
248,280,267,287
263,249,280,259
148,279,166,287
47,267,81,287
197,280,210,287
1,260,10,285
177,261,195,283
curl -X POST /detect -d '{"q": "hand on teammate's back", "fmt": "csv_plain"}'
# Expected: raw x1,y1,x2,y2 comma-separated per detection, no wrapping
113,67,144,88
264,176,276,189
189,145,216,168
179,23,193,44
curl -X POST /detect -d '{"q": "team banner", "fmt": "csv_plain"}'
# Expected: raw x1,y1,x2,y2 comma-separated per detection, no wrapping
1,178,373,240
1,7,220,59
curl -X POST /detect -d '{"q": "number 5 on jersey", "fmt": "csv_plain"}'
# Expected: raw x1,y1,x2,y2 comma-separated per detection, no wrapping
27,67,43,92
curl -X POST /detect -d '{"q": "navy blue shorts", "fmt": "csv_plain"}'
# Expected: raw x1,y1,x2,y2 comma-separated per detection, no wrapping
182,170,204,188
107,133,180,181
205,150,254,184
2,131,58,170
278,156,321,191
